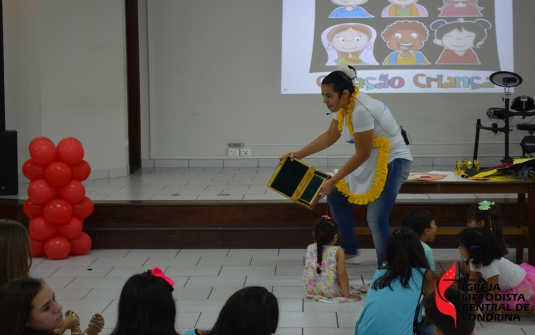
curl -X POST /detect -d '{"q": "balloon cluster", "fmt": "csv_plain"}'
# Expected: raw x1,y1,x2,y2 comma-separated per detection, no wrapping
23,137,94,260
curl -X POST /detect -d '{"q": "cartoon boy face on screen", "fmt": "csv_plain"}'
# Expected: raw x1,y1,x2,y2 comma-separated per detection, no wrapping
329,0,374,18
381,20,430,65
322,23,379,66
431,19,491,64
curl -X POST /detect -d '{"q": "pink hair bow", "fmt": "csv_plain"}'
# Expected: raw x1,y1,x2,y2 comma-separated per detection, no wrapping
151,266,175,287
322,215,331,220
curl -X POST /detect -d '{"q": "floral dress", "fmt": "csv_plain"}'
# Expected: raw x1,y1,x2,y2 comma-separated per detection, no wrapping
302,243,360,303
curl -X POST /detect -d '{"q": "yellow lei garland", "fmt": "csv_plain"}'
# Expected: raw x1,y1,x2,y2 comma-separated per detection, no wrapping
334,86,390,205
337,87,359,135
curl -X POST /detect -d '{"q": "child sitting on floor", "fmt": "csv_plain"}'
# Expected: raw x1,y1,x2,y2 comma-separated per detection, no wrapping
0,277,104,335
459,201,508,302
302,215,361,302
424,287,475,335
355,227,435,335
459,227,535,318
184,286,279,335
401,209,437,272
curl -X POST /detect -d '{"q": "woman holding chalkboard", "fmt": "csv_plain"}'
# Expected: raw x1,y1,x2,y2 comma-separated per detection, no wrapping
279,65,412,268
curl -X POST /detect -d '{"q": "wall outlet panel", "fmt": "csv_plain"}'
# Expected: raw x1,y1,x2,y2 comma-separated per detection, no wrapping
228,148,240,156
240,148,252,156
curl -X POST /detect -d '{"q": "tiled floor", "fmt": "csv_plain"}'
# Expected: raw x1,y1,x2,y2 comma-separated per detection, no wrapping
5,166,533,334
1,165,520,201
30,248,533,335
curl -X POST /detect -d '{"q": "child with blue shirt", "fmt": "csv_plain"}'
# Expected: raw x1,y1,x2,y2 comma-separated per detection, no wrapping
402,209,437,272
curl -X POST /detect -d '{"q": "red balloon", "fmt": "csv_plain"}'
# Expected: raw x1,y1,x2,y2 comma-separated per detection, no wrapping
45,162,72,186
69,232,91,255
57,141,84,166
29,217,57,241
27,179,57,205
23,199,45,218
22,159,46,181
71,197,94,219
70,160,91,181
58,180,86,204
29,236,46,257
43,199,73,225
57,137,82,147
57,217,82,239
29,141,57,166
44,236,71,260
28,137,54,151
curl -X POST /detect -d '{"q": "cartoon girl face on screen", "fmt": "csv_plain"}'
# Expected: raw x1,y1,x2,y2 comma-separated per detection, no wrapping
381,20,430,65
329,0,374,18
438,0,483,17
431,19,491,64
322,23,379,66
381,0,428,17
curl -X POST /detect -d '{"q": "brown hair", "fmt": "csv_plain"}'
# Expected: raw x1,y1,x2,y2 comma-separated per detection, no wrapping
466,203,508,255
0,219,32,287
381,20,429,41
327,24,372,43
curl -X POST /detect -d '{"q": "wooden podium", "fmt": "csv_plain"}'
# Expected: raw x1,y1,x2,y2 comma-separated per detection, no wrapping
268,156,330,209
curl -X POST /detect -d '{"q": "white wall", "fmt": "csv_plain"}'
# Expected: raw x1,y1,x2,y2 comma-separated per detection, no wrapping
5,1,535,176
4,0,129,178
144,1,535,164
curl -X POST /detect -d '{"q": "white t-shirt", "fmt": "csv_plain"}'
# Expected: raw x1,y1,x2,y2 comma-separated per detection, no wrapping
470,257,526,291
332,92,412,194
332,92,412,162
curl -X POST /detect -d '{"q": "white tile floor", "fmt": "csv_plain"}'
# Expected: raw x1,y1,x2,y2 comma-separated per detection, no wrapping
29,248,533,335
0,165,520,201
5,166,534,333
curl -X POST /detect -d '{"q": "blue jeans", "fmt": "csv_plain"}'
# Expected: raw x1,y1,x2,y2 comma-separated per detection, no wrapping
327,158,412,267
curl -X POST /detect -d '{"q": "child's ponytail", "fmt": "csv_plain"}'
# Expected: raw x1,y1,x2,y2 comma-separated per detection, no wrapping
471,201,508,255
313,215,338,275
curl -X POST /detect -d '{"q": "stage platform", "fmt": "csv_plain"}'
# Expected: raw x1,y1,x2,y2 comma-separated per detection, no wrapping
0,166,529,251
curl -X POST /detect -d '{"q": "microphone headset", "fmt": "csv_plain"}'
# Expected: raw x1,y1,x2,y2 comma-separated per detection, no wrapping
325,91,345,115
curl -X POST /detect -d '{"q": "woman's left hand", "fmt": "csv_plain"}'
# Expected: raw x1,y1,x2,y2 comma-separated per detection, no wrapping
319,179,336,199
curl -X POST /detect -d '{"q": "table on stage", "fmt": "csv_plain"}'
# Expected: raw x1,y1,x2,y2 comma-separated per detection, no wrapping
399,174,534,266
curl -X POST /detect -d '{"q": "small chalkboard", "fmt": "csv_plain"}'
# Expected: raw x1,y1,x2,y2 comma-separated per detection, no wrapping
268,156,330,209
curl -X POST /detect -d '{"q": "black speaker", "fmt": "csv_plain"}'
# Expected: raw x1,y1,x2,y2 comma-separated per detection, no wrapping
0,130,19,195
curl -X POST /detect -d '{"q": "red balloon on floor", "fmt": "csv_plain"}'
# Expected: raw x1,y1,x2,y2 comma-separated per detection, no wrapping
29,217,57,241
28,136,54,151
44,236,71,260
29,236,46,257
43,199,73,225
69,232,92,255
22,159,46,181
58,180,86,204
23,199,45,218
45,162,72,186
27,179,57,205
71,197,94,219
70,160,91,181
57,217,82,239
57,141,84,166
30,141,57,166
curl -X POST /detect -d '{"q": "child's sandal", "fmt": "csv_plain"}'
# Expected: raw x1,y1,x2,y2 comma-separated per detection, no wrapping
83,314,104,335
64,310,80,325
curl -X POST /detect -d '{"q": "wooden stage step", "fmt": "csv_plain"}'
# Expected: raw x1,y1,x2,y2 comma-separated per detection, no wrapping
0,199,526,249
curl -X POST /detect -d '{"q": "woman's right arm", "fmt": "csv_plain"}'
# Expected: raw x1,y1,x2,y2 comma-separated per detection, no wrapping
279,119,341,163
